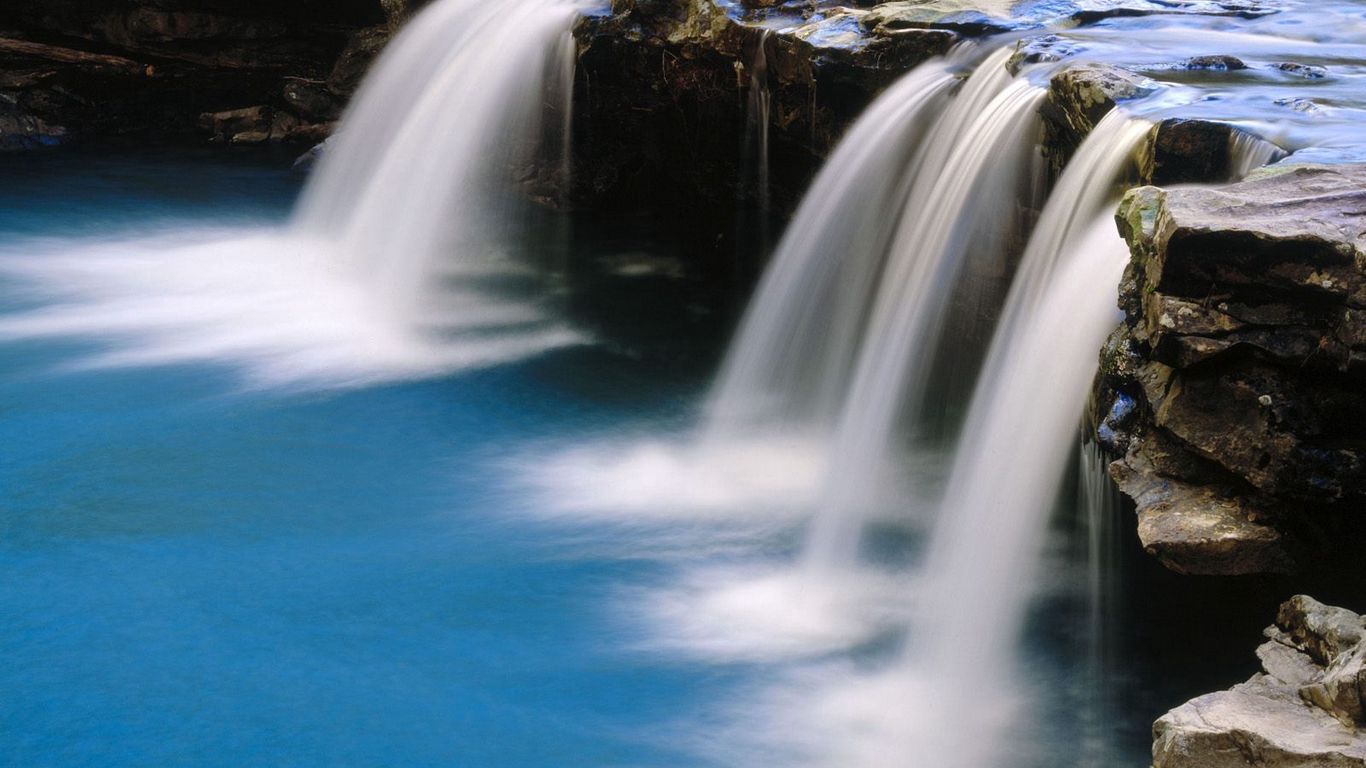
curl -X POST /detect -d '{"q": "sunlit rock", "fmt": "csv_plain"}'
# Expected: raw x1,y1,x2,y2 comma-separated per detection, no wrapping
1154,596,1366,768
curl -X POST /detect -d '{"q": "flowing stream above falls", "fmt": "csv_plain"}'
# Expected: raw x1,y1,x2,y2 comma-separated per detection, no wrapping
3,0,1364,766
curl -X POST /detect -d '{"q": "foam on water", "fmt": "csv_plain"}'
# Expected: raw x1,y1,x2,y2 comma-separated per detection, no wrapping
518,434,827,522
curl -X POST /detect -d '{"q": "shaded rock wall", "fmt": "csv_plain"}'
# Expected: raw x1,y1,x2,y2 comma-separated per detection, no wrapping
568,1,956,214
0,0,413,147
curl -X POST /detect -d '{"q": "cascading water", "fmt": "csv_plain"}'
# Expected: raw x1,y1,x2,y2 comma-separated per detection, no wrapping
698,111,1150,768
292,0,584,332
705,56,960,437
1077,436,1126,766
885,112,1149,768
0,0,583,387
804,49,1047,568
1228,128,1286,179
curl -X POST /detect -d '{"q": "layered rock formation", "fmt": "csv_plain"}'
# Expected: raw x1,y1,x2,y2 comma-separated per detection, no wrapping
1154,595,1366,768
1096,164,1366,576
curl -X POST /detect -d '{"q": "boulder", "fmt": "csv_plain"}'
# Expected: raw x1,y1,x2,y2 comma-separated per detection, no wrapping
1111,432,1293,576
1153,596,1366,767
1145,118,1234,184
1186,54,1247,70
1153,676,1366,768
282,78,339,122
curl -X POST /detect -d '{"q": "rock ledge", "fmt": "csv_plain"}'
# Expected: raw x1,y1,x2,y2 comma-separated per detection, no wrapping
1154,595,1366,768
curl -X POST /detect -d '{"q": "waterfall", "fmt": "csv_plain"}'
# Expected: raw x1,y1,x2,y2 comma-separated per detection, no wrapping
804,48,1047,568
893,112,1148,768
705,55,960,437
1228,128,1285,179
0,0,584,387
294,0,584,324
1078,437,1125,765
664,109,1149,768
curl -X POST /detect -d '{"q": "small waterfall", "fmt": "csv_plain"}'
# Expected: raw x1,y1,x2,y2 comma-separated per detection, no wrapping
295,0,583,324
0,0,584,388
805,48,1047,568
895,113,1148,768
705,55,960,436
1078,436,1125,765
1228,128,1285,179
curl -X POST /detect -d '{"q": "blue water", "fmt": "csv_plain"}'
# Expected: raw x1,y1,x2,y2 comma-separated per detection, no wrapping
0,149,729,767
0,149,1315,768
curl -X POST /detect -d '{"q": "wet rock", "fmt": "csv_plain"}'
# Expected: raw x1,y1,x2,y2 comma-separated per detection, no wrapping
1274,96,1330,115
1096,390,1138,454
285,121,336,146
1186,54,1247,70
292,135,333,171
1144,118,1235,184
858,1,1041,35
1111,434,1293,576
1101,165,1366,575
380,0,415,29
1041,63,1157,172
0,111,66,150
199,105,272,143
1153,596,1366,767
1006,35,1084,73
282,78,339,122
328,25,391,97
1273,62,1329,79
1153,675,1366,768
570,0,958,218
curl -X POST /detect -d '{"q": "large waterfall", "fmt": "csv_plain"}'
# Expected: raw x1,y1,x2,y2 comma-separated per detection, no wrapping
0,0,582,388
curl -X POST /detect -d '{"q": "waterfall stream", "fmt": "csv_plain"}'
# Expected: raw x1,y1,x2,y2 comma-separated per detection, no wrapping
705,56,960,437
804,51,1047,568
744,30,774,227
891,113,1148,768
